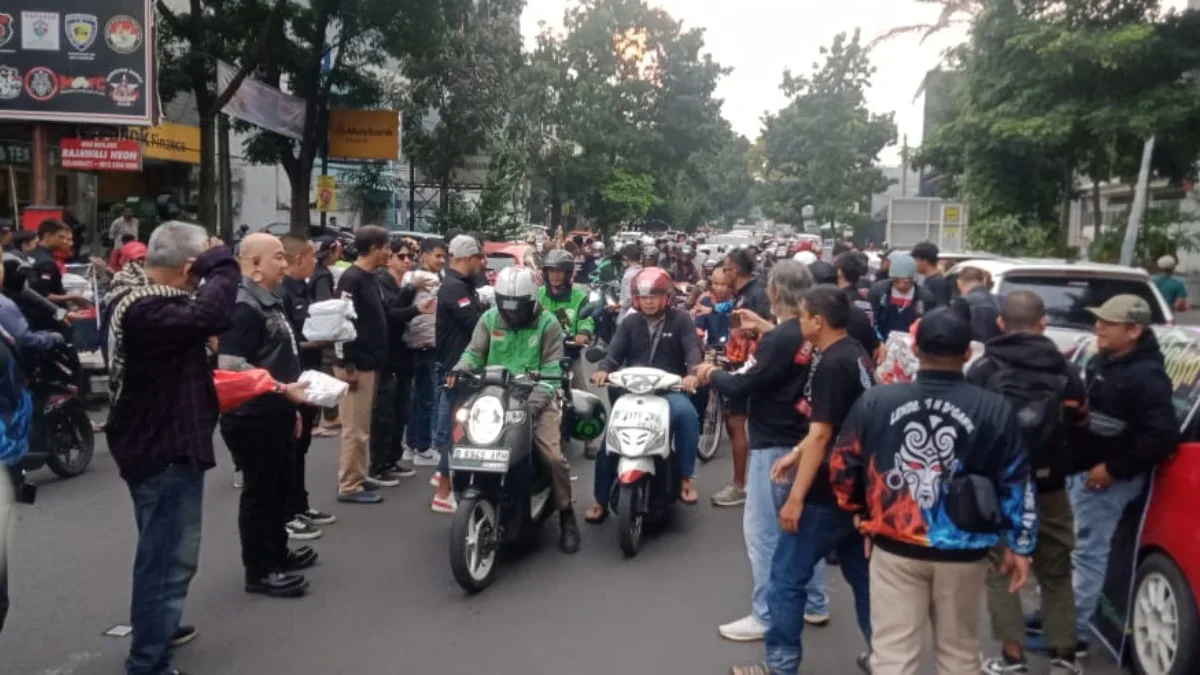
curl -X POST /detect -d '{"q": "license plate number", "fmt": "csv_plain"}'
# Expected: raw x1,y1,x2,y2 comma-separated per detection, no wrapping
450,446,511,472
611,410,662,431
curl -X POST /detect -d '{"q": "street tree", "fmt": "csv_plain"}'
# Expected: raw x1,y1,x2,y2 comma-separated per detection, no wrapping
760,30,897,229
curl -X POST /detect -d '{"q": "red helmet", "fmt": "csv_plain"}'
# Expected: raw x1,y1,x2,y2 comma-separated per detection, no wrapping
631,266,673,312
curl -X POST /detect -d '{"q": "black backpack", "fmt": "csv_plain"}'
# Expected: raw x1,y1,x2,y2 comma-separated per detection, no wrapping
984,361,1069,472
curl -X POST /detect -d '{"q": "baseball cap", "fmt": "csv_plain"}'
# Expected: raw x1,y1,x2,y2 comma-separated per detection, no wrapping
889,253,917,278
1087,294,1152,326
915,307,972,356
448,234,482,259
1157,255,1177,270
120,241,148,265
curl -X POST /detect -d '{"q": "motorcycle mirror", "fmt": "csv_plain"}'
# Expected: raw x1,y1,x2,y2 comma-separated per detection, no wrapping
585,346,607,364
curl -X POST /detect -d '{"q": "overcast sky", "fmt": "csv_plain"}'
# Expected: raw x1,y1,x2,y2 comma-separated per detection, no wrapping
521,0,1191,166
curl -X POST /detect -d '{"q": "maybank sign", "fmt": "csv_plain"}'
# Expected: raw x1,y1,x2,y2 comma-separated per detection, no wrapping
327,109,400,161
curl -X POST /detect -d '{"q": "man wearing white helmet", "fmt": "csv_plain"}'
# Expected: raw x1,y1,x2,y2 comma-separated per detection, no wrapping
1152,254,1188,311
451,266,582,553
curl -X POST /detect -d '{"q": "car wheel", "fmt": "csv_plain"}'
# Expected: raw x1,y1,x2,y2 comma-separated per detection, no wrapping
1131,552,1200,675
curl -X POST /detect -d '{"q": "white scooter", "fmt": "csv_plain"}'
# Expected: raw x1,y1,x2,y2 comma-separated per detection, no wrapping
603,366,683,557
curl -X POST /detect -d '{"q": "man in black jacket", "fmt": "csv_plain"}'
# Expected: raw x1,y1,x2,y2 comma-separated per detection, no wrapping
951,266,1000,344
218,234,316,598
867,253,934,338
333,226,392,504
911,241,951,308
967,291,1088,674
430,235,487,513
1059,295,1179,655
277,235,334,541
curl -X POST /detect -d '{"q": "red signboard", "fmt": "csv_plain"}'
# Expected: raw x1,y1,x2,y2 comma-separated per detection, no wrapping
60,138,142,172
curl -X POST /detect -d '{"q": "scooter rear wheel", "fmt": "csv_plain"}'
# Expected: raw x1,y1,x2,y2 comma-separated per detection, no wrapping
449,496,499,594
45,401,95,479
617,482,644,558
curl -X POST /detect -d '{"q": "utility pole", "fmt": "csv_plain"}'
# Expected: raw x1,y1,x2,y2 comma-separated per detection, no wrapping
900,134,909,198
218,114,233,239
1120,137,1156,267
408,160,416,230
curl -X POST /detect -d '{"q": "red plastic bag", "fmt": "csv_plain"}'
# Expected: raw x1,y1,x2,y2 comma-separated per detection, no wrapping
213,369,277,413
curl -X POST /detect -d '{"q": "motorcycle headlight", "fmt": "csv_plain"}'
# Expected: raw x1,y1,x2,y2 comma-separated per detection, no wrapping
466,395,505,446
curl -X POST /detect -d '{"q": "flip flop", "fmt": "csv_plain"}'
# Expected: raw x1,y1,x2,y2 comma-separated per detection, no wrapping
681,484,699,505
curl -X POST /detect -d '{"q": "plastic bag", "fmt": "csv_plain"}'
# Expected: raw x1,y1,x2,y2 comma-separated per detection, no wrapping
298,369,349,408
875,331,985,384
304,298,357,343
213,368,278,413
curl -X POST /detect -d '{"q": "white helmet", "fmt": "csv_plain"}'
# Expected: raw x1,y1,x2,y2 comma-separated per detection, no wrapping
793,251,818,265
592,241,606,254
495,266,540,327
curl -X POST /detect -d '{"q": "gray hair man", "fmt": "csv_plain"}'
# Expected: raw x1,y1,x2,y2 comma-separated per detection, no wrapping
698,260,834,645
104,221,240,675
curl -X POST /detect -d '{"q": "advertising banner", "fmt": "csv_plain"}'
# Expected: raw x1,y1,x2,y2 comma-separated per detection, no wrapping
0,2,154,125
1072,326,1200,661
315,174,336,211
216,60,305,140
60,137,140,171
327,109,399,160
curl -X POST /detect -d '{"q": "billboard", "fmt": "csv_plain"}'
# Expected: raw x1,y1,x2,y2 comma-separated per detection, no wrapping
60,137,140,171
0,2,154,125
327,109,399,161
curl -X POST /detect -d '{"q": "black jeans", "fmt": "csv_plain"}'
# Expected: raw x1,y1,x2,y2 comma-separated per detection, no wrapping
220,415,295,581
369,367,413,471
287,406,318,517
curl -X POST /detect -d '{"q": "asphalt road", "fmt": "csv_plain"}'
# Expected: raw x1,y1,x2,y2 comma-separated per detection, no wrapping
2,423,1129,675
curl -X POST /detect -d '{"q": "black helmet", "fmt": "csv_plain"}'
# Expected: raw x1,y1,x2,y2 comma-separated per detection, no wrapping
542,249,574,274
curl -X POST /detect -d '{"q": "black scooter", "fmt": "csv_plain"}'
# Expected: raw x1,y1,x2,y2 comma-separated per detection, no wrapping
580,281,620,346
447,367,563,594
21,345,95,479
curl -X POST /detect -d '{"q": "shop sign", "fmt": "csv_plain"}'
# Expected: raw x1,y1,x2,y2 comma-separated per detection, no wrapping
315,175,336,211
126,123,200,164
0,140,59,166
0,1,154,125
60,138,141,171
327,109,400,161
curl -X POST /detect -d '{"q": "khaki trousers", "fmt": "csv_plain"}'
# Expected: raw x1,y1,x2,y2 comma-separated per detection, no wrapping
531,403,573,510
869,546,988,675
337,370,378,494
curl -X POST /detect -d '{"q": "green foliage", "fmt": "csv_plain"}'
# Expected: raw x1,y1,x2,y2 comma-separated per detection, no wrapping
429,133,527,241
760,30,897,227
598,168,659,226
915,0,1200,254
967,214,1055,256
339,162,391,225
1090,206,1200,268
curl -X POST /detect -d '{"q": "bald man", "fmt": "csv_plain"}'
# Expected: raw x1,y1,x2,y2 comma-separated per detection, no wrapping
217,232,316,599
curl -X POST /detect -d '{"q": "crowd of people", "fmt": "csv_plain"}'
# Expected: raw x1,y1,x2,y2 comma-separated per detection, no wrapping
0,218,1186,675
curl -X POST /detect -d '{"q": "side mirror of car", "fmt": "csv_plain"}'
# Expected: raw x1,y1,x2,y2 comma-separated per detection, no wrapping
585,346,607,364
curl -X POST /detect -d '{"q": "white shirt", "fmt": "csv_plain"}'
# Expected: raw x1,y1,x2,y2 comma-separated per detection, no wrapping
109,217,139,242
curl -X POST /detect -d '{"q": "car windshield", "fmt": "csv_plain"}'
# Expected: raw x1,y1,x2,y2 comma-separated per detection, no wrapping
998,275,1167,329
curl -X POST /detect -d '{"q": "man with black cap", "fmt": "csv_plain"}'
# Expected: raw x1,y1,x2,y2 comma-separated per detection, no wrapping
830,307,1036,675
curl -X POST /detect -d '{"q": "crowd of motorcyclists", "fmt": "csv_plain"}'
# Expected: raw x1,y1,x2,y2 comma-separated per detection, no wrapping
0,217,1186,675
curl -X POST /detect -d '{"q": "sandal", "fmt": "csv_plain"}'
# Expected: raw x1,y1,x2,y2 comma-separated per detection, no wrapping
312,428,338,438
584,504,608,524
731,663,772,675
681,482,699,505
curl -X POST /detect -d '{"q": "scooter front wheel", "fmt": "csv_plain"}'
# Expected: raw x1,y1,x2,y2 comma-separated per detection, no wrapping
697,389,722,463
45,401,95,479
449,496,499,594
617,482,644,558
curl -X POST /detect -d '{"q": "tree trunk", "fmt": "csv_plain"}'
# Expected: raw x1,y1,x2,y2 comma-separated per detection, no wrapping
1091,180,1103,237
550,178,562,230
1059,160,1073,252
291,171,312,232
197,112,217,232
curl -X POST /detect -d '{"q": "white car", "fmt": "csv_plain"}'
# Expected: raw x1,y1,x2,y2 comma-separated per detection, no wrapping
946,258,1174,351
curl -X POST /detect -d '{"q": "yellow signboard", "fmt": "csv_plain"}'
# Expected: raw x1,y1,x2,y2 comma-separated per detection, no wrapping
125,123,201,164
315,175,337,212
327,109,399,161
944,205,961,222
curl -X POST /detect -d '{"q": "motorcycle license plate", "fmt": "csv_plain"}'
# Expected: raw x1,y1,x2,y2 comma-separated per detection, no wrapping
611,409,662,431
450,446,511,473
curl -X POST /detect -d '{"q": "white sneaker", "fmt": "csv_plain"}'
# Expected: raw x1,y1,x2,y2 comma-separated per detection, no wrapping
429,471,442,487
401,445,416,462
431,493,457,514
412,449,439,467
718,614,767,642
804,613,831,626
232,470,243,489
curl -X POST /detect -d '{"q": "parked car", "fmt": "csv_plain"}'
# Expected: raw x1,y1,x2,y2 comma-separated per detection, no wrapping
483,242,533,285
946,258,1174,351
1072,325,1200,675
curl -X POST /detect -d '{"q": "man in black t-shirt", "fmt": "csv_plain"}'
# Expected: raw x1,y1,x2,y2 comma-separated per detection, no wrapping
912,241,951,309
733,285,874,675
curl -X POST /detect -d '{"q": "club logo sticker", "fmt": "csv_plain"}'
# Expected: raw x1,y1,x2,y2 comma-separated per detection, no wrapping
24,66,58,102
58,73,105,96
0,66,20,100
64,14,97,57
0,13,15,49
20,11,59,51
106,68,142,107
104,15,141,54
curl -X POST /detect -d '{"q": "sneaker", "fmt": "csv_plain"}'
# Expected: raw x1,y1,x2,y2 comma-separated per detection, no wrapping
982,654,1029,674
389,460,416,477
285,518,322,540
856,651,871,674
718,614,767,642
412,448,439,467
1049,658,1083,675
171,625,197,647
712,483,747,507
401,445,416,461
804,612,830,626
232,470,243,489
367,469,402,487
430,471,442,488
303,509,336,526
431,493,457,514
337,489,383,504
